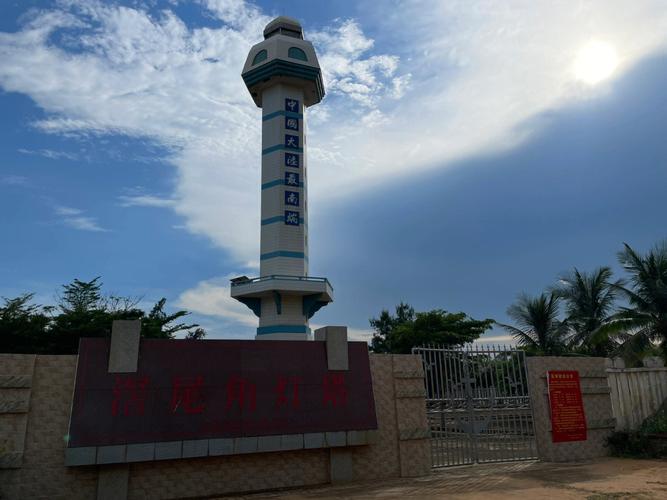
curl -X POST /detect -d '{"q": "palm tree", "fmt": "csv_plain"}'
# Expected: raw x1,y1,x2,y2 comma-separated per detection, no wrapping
603,242,667,363
557,267,620,356
498,292,567,355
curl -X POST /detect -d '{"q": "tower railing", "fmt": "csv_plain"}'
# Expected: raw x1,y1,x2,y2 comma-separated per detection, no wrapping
230,274,333,290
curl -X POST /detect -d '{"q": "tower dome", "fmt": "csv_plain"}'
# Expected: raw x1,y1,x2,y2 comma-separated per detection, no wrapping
241,16,324,107
263,16,303,39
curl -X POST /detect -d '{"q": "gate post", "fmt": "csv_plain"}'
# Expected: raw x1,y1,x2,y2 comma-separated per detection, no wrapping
461,351,479,463
526,356,615,462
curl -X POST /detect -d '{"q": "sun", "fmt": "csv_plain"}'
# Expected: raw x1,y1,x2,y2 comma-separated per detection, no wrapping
573,41,619,85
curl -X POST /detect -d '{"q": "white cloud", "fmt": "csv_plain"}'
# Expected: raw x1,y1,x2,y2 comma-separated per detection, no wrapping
68,219,105,231
54,205,108,232
1,175,29,186
360,109,388,128
118,194,176,208
348,327,373,342
177,276,257,327
474,334,515,346
54,206,81,216
322,326,373,342
18,148,78,160
311,19,374,55
310,19,407,108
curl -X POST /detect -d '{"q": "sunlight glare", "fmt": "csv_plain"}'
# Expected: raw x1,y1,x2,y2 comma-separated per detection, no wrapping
573,41,619,85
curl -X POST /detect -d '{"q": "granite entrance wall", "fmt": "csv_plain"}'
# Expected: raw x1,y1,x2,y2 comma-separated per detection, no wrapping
0,351,430,499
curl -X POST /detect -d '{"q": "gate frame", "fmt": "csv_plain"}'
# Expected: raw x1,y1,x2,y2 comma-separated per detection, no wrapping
413,344,538,468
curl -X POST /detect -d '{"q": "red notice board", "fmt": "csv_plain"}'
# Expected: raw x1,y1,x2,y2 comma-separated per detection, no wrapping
547,370,587,443
68,338,377,448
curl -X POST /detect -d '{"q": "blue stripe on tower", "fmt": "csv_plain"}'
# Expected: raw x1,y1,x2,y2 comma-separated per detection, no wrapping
262,110,303,121
262,145,303,155
261,179,304,190
260,250,306,260
261,216,305,225
257,324,310,335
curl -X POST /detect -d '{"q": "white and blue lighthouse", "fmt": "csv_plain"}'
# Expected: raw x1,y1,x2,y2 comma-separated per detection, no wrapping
231,16,333,340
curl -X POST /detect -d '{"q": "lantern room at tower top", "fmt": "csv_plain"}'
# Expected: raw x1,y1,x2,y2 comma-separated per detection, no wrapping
231,16,333,340
241,16,325,107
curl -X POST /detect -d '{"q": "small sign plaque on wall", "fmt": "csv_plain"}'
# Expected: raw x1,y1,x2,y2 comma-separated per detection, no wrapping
547,370,587,443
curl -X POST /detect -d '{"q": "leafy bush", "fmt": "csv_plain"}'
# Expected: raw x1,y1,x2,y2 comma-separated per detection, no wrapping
640,403,667,434
606,431,653,458
1,278,204,354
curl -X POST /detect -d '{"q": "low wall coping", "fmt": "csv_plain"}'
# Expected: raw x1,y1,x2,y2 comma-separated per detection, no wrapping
65,429,378,467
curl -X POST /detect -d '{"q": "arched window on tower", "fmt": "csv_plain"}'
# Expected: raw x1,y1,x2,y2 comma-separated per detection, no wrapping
252,49,267,65
288,47,307,61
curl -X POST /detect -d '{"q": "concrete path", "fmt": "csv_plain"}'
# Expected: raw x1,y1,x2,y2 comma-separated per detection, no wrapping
233,458,667,499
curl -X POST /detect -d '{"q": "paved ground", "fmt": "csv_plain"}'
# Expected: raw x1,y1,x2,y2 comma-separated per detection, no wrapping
232,458,667,499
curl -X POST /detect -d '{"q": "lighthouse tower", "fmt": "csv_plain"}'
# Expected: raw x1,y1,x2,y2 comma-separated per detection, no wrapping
231,16,333,340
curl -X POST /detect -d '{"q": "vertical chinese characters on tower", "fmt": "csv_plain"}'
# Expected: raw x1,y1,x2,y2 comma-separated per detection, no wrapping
284,98,302,226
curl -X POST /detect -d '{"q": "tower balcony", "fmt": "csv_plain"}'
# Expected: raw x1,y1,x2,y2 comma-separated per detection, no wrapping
231,275,333,320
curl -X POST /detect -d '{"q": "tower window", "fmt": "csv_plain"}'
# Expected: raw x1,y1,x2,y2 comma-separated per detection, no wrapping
288,47,307,61
252,49,268,65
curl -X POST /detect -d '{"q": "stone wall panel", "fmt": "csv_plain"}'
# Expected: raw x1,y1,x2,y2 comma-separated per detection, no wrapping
350,355,401,480
527,356,614,462
0,351,431,499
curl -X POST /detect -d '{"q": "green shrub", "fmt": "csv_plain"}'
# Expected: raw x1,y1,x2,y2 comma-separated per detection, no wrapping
606,431,653,458
640,405,667,434
607,401,667,458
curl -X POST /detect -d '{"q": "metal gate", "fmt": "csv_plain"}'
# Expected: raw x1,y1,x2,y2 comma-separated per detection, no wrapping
413,345,537,467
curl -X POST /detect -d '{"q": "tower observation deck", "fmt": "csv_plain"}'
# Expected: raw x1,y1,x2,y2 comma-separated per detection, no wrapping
231,16,333,340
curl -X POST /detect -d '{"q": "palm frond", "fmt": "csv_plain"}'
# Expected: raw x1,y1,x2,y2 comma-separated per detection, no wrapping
503,292,564,355
495,322,537,347
558,266,620,354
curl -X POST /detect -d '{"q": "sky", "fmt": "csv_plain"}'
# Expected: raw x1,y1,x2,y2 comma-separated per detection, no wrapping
1,0,666,343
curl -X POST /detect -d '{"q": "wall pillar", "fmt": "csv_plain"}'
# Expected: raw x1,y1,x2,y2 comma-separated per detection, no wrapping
97,465,129,500
526,356,615,462
392,355,432,476
314,326,349,370
0,354,35,477
97,320,140,500
315,326,354,483
107,319,141,373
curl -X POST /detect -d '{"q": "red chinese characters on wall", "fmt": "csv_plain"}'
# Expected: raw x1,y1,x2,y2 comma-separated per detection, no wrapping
322,373,347,408
110,374,342,418
68,339,377,447
225,375,257,412
274,375,302,409
170,376,205,415
112,375,149,417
